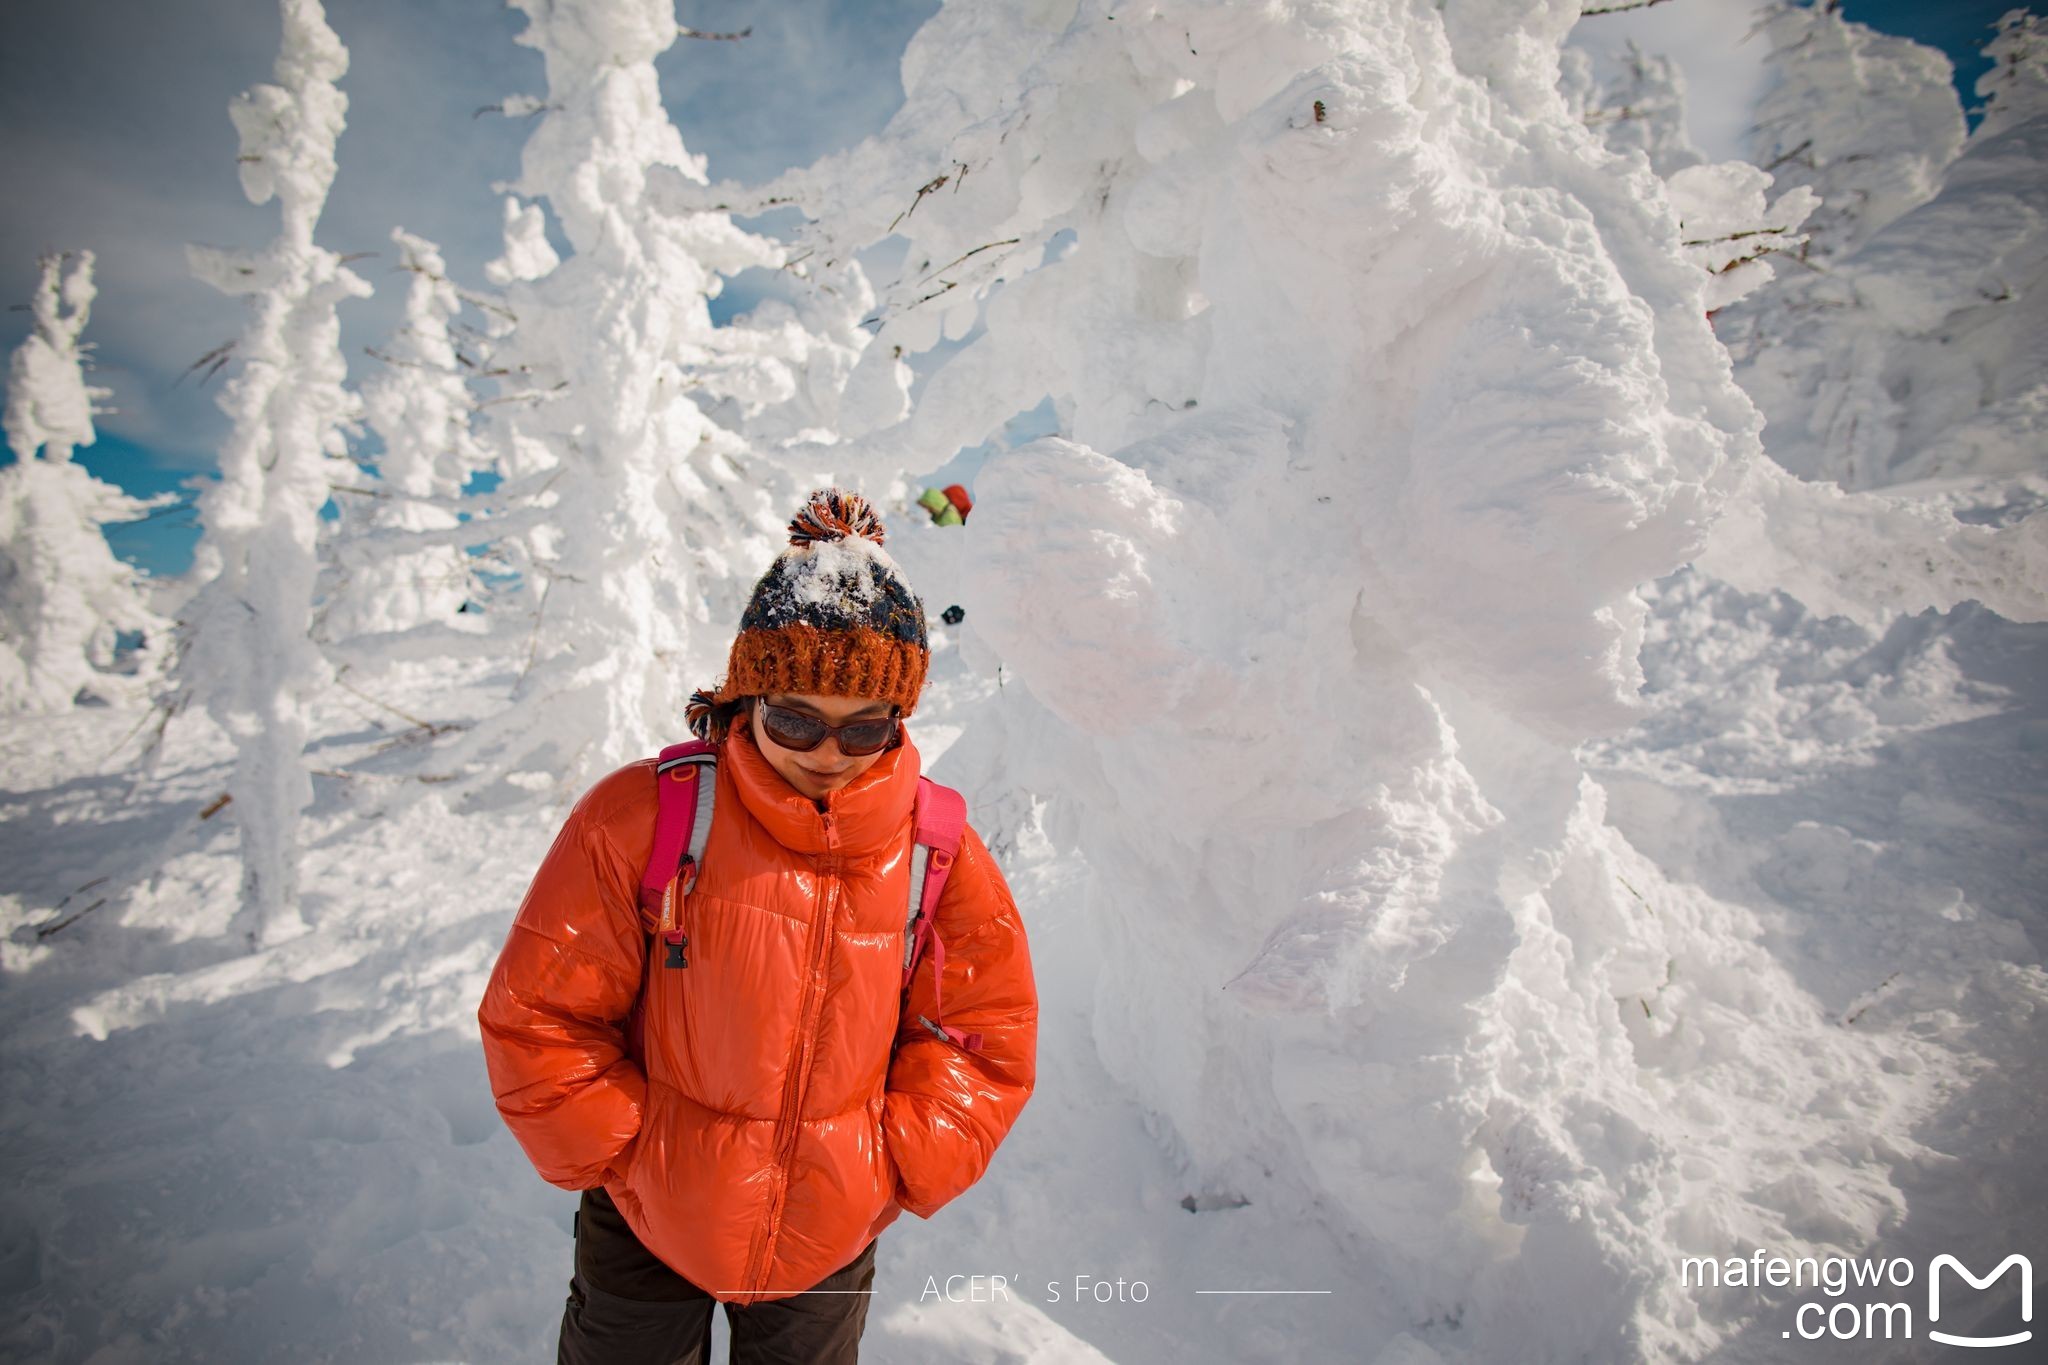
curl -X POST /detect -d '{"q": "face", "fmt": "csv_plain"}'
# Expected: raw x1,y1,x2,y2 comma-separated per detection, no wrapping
747,691,899,801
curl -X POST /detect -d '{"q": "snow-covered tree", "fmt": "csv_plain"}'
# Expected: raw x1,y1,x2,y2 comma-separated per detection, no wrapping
5,251,110,466
705,260,912,448
1,249,172,711
1977,7,2048,139
1748,0,1966,261
1723,9,2048,492
1562,40,1701,179
412,0,903,805
647,3,2048,1357
315,229,489,645
1564,41,1818,316
172,0,370,950
1667,160,1818,313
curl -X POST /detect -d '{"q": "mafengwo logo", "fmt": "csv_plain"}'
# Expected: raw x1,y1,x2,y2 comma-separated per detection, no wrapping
1929,1254,2032,1350
1680,1248,2033,1346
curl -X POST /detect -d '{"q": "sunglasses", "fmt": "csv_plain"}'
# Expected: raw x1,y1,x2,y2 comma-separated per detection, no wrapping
753,701,901,757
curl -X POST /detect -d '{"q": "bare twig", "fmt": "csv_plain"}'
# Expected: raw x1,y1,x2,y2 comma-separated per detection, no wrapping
200,793,233,820
454,287,517,324
1681,225,1791,247
331,663,460,736
1582,104,1642,128
474,100,561,120
174,340,237,389
678,25,751,40
35,899,107,940
516,582,553,690
311,764,463,783
859,237,1024,328
886,173,953,234
363,344,444,375
96,699,170,765
909,238,1022,290
1581,0,1677,15
102,495,197,528
1709,244,1792,275
1763,137,1813,173
1843,970,1902,1025
476,380,568,410
134,689,185,768
54,875,111,910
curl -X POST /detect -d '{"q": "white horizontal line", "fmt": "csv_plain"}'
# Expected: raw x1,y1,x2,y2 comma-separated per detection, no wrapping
1195,1289,1332,1294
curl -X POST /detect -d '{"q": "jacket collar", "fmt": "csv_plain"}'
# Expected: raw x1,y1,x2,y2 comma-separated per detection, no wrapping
723,720,922,857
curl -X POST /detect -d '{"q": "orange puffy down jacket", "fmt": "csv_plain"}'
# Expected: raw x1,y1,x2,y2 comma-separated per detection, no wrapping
476,721,1038,1305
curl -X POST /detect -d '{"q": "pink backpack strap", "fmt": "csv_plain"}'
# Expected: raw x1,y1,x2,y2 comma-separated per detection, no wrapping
901,778,983,1051
642,740,718,968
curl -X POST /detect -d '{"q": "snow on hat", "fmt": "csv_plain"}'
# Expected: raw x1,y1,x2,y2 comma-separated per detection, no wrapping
685,487,929,743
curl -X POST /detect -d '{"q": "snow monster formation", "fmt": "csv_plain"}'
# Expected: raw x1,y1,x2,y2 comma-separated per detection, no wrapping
672,2,2048,1360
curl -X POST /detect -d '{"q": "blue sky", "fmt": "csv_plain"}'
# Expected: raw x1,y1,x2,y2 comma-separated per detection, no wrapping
0,0,2024,579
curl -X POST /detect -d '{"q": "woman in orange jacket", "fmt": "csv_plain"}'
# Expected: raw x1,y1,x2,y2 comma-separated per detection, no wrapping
476,488,1039,1364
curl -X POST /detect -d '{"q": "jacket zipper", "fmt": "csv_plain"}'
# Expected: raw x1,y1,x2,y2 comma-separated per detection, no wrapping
742,810,838,1301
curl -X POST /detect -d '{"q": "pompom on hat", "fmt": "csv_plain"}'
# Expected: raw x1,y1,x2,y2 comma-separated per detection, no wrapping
686,488,930,743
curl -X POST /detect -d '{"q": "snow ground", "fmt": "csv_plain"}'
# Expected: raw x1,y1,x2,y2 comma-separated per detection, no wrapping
5,2,2047,1361
2,570,2042,1363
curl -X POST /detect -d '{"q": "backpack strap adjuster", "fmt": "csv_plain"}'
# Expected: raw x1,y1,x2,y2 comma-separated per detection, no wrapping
643,742,718,960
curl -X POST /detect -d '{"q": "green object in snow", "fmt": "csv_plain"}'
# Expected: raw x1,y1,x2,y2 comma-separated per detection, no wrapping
919,487,964,525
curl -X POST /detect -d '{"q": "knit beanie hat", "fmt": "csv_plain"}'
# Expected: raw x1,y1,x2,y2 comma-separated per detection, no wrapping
685,487,930,743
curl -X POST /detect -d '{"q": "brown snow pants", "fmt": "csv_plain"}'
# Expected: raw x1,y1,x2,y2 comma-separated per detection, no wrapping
557,1186,878,1365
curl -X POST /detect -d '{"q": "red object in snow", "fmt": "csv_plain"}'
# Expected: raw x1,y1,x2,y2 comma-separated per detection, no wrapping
942,484,973,520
